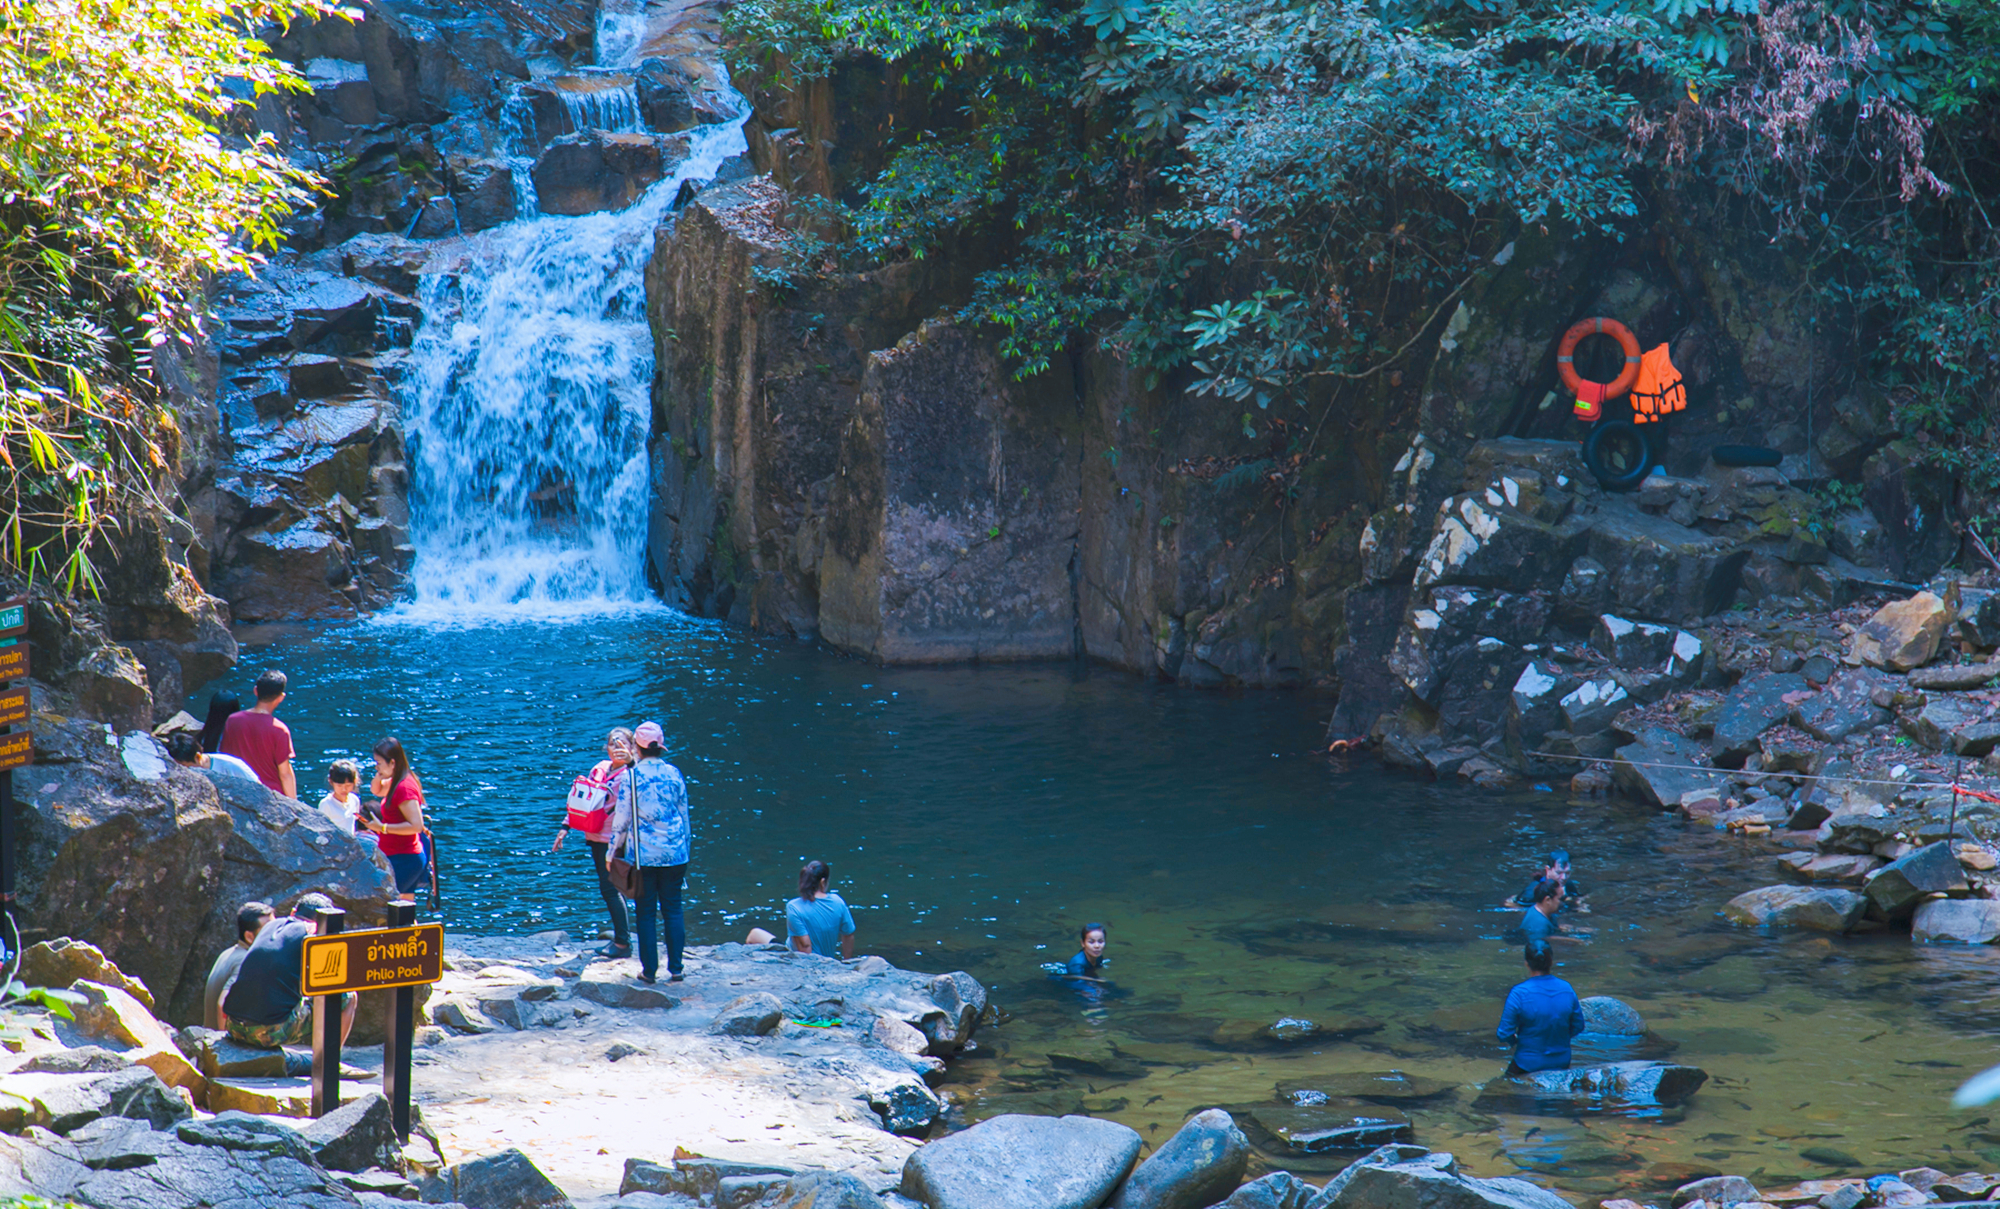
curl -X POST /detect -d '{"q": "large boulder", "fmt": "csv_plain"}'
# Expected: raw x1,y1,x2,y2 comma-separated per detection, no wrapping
757,1169,882,1209
1723,886,1867,933
899,1113,1143,1209
214,519,357,622
1311,1143,1573,1209
532,131,688,215
13,734,393,1033
1579,996,1645,1036
1792,669,1894,742
1912,898,2000,944
622,1157,796,1200
420,1147,570,1208
1471,1062,1708,1115
922,971,987,1055
1864,842,1968,918
1107,1109,1248,1209
1850,592,1949,671
20,938,156,1009
300,1090,404,1172
1218,1173,1318,1209
709,992,783,1037
1711,672,1808,767
61,979,202,1094
0,1067,192,1135
1904,696,2000,756
1674,1176,1762,1207
1612,728,1724,809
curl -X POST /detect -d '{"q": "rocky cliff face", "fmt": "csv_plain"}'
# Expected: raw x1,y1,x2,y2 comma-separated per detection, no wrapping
643,62,1928,704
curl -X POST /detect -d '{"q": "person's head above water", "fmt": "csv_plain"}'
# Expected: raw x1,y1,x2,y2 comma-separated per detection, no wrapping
799,859,832,899
1524,940,1554,975
1530,879,1564,912
1080,922,1108,963
1541,849,1572,880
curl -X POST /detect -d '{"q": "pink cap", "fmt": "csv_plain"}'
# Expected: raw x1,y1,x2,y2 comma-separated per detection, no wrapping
634,721,665,748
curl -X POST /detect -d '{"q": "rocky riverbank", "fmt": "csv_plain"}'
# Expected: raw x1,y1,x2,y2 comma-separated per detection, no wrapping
5,927,1998,1209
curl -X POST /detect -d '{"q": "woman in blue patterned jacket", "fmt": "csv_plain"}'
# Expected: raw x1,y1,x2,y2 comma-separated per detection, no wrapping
609,720,693,983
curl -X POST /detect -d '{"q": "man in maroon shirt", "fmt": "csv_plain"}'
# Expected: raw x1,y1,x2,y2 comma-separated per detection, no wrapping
222,670,297,798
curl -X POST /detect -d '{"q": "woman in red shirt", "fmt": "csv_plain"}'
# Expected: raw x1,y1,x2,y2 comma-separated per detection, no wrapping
363,736,427,904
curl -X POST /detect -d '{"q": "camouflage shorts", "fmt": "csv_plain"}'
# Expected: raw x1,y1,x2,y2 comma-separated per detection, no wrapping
226,992,350,1049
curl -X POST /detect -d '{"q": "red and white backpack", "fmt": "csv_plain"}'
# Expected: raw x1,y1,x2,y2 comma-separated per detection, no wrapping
565,765,618,833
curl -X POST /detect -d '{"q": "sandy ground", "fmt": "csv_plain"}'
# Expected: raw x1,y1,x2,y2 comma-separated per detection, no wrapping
377,934,954,1205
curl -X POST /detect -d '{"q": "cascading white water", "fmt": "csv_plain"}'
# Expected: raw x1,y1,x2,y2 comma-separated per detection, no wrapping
393,80,748,620
558,73,643,134
594,0,650,69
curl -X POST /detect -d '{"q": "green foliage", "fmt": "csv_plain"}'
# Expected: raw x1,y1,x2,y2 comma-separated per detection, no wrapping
0,0,339,591
729,0,2000,492
1,1197,88,1209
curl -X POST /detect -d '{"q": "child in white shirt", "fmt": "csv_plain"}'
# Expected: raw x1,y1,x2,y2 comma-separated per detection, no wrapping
318,760,369,841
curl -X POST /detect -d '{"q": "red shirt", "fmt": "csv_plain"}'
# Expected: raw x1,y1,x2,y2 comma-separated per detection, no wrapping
377,779,425,855
220,710,294,794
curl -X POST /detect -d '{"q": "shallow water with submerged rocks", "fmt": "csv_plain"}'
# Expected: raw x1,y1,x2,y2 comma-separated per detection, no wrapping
213,608,2000,1200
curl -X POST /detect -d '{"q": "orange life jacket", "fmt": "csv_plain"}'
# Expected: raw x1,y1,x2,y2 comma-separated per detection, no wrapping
1628,343,1686,424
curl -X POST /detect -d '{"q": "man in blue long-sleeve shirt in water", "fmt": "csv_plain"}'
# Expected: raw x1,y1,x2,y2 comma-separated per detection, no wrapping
1497,941,1584,1076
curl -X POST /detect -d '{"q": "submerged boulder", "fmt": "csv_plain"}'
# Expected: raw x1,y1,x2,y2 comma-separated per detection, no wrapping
1912,898,2000,944
1249,1102,1413,1154
1471,1061,1708,1115
1723,886,1867,933
1579,996,1645,1036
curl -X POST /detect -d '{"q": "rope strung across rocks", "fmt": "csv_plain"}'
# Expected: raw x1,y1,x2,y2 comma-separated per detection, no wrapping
1526,748,2000,796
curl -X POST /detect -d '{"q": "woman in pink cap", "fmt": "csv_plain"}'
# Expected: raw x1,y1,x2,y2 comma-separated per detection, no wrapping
608,720,692,982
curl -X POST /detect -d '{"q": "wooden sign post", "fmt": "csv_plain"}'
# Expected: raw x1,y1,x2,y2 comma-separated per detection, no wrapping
300,914,445,1137
0,596,30,940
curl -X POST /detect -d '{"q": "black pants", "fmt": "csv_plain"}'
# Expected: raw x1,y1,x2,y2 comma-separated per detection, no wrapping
586,840,630,946
1505,1060,1568,1077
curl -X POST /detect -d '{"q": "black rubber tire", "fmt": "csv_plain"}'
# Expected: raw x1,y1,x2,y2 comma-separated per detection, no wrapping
1583,420,1653,491
1712,443,1783,468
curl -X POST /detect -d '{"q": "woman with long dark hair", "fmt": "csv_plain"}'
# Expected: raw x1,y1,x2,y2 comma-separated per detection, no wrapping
362,736,427,904
607,721,692,983
552,727,635,958
200,692,241,754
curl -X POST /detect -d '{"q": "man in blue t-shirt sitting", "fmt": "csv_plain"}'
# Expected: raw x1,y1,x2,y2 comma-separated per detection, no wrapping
1519,879,1567,944
1497,941,1584,1076
785,859,857,959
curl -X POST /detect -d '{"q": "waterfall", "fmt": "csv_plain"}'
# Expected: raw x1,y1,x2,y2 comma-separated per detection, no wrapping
558,74,642,135
392,82,748,621
594,0,650,69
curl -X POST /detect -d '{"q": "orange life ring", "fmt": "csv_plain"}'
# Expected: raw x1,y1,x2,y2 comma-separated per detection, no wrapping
1556,317,1641,407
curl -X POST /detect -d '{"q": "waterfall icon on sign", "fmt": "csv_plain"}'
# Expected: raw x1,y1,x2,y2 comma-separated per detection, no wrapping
307,942,347,990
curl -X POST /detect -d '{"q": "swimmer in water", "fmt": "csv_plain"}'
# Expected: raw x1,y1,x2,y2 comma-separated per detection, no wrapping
1065,922,1108,980
1504,848,1587,912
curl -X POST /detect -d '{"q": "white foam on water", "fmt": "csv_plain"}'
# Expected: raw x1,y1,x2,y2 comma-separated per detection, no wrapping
387,77,749,624
594,0,651,69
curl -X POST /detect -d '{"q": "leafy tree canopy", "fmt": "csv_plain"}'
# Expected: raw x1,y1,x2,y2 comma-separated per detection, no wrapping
728,0,1998,496
0,0,336,589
